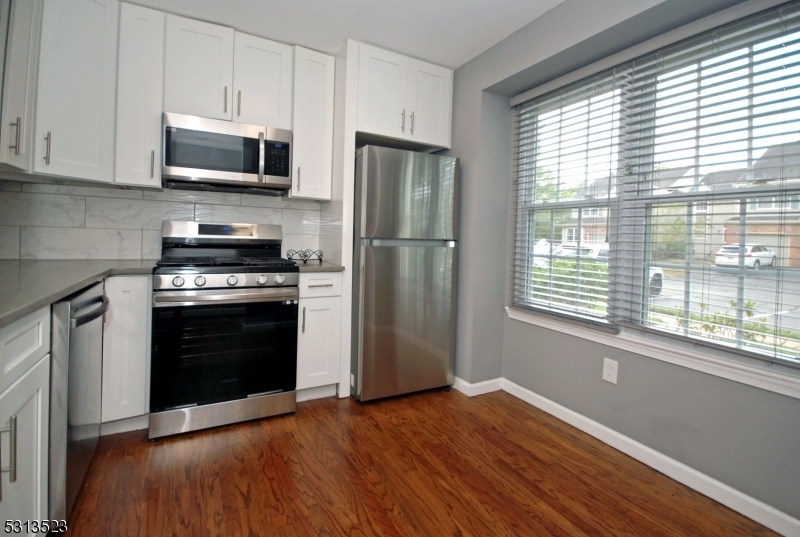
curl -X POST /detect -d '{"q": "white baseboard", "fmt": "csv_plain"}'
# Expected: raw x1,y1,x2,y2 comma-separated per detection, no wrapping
296,384,338,403
100,414,149,436
500,379,800,537
453,377,503,397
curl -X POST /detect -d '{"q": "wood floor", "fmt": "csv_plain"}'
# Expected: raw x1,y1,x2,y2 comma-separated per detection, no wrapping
68,390,776,537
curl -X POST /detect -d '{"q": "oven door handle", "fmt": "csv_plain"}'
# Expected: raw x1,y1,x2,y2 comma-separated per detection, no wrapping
258,131,265,183
153,287,298,307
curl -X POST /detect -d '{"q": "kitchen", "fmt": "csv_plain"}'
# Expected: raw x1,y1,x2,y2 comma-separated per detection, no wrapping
1,0,799,536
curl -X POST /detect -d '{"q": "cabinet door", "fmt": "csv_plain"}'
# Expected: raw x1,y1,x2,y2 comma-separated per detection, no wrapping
233,32,293,129
115,4,164,188
34,0,119,182
0,0,42,171
102,276,151,422
357,43,408,139
164,15,233,121
0,355,49,528
406,58,452,148
297,296,341,390
290,46,334,200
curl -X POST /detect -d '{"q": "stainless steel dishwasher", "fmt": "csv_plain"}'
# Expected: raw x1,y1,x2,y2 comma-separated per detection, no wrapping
50,282,108,520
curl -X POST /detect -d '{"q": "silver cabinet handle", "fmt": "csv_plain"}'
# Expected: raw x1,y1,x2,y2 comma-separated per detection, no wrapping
44,132,51,164
410,112,414,135
401,109,405,132
302,307,306,333
9,117,21,155
238,90,241,116
297,167,300,190
224,86,228,113
150,150,155,178
0,415,18,502
308,283,333,288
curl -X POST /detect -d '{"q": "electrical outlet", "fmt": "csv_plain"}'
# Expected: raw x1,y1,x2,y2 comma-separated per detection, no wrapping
602,358,618,384
350,373,355,387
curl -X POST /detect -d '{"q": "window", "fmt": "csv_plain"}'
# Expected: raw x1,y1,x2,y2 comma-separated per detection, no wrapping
511,2,800,367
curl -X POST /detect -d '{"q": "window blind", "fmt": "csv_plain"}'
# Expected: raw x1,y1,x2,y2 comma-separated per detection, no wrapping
512,1,800,367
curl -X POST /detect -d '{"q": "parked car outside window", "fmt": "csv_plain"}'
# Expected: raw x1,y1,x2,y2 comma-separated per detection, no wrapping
714,244,777,269
553,243,664,295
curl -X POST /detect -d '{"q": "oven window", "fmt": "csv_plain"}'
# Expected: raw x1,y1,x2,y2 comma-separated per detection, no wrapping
150,301,298,412
164,127,260,174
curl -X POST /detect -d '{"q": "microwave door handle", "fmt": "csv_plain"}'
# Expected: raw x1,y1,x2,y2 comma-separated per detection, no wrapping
258,132,265,183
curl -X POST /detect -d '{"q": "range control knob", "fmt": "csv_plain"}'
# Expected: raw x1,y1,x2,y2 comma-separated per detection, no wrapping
274,274,285,284
257,275,269,285
194,276,206,287
227,275,238,286
172,276,185,287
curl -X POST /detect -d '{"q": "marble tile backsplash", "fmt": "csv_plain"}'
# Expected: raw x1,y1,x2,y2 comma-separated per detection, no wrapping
0,179,321,259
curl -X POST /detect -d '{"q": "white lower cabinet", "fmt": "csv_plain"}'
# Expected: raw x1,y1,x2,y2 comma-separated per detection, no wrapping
297,290,341,390
0,354,49,528
101,276,151,423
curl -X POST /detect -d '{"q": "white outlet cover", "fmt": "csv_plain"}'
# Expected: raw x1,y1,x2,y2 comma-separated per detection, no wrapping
603,357,618,384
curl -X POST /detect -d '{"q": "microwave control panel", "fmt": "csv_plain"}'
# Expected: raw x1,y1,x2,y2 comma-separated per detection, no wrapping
265,142,290,177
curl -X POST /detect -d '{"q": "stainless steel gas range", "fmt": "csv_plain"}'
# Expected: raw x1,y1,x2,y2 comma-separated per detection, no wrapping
149,221,299,439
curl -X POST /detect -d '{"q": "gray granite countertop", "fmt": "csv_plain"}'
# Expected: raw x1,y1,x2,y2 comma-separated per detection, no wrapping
297,261,345,273
0,259,159,329
0,258,345,329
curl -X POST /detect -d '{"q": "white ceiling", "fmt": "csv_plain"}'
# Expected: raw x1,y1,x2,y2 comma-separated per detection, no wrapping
130,0,565,69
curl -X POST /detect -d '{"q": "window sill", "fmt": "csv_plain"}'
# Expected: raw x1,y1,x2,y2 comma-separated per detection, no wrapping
505,306,800,400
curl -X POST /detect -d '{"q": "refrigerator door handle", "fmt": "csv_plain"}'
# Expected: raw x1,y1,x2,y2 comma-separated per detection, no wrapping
361,238,456,247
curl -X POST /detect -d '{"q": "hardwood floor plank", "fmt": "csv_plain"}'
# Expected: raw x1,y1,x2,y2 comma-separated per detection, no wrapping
67,390,778,537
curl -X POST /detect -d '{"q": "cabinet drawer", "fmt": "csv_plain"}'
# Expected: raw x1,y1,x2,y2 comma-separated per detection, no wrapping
0,306,50,396
299,273,342,298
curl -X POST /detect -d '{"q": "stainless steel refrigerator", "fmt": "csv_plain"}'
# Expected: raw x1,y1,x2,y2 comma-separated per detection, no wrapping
352,145,459,401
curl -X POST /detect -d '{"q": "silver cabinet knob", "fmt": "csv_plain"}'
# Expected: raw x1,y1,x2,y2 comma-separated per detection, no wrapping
194,276,206,287
274,274,285,284
227,275,238,286
172,276,185,287
257,275,268,285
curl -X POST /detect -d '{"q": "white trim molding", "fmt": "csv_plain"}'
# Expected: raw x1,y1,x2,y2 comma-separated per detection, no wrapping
453,377,503,397
100,415,149,436
501,379,800,537
506,307,800,400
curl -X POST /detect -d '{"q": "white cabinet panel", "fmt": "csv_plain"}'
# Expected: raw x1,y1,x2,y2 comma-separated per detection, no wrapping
102,276,151,422
290,46,334,200
406,58,452,148
164,15,233,121
115,4,164,188
0,355,49,528
35,0,119,182
0,306,49,397
0,0,42,171
233,32,292,129
297,296,341,390
357,44,408,139
299,272,342,298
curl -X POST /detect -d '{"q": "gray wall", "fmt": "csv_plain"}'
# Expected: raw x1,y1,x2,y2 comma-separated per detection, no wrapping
0,179,321,259
450,0,800,522
503,319,800,519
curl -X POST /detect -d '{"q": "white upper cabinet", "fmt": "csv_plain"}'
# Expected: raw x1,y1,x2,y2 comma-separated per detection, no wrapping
115,3,164,188
233,32,292,129
290,46,334,200
164,15,233,121
406,58,452,148
357,44,408,139
0,0,42,172
356,42,452,148
35,0,119,182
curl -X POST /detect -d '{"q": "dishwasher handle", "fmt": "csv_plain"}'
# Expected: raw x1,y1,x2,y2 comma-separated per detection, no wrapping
70,295,110,328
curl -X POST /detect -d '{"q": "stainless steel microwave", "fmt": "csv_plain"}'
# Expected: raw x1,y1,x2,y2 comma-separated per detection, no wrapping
162,112,292,195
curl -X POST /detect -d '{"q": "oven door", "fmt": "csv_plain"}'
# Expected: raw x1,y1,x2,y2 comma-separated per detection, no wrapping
162,112,293,191
150,287,299,413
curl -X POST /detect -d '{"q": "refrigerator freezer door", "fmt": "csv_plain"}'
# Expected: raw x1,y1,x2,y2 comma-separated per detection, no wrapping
355,243,457,401
358,145,458,240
